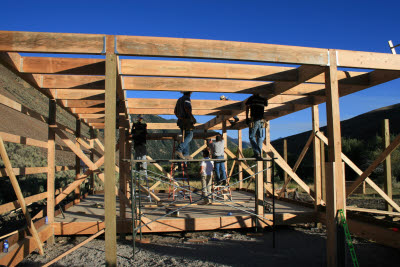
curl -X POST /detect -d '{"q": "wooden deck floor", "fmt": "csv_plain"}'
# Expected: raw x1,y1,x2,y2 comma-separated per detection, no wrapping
53,191,315,235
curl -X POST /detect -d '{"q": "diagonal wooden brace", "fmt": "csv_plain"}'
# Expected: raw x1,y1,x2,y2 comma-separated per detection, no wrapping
316,131,400,212
0,135,44,255
278,132,314,197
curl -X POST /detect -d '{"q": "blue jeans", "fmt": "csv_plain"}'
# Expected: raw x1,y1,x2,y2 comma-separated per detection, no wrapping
177,129,193,156
214,156,227,183
249,119,265,156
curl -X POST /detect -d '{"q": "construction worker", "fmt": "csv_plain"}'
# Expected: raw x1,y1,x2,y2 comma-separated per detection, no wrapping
211,134,227,185
174,91,196,159
245,93,268,159
200,149,214,204
131,115,148,171
220,95,239,125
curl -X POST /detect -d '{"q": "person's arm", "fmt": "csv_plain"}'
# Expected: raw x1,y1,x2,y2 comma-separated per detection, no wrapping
246,105,250,125
184,100,196,123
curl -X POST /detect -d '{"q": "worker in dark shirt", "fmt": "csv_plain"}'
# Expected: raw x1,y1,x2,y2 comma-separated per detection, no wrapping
174,91,196,159
245,93,268,159
131,115,148,170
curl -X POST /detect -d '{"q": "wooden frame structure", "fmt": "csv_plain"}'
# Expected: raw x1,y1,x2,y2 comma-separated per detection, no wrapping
0,30,400,267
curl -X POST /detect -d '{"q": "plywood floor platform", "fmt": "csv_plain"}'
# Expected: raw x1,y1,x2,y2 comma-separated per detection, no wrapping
53,191,315,235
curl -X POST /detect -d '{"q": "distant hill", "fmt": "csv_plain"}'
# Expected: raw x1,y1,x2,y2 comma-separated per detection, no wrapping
271,103,400,182
272,103,400,156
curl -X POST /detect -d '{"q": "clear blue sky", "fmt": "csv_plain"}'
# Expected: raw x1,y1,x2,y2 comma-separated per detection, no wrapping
1,0,400,141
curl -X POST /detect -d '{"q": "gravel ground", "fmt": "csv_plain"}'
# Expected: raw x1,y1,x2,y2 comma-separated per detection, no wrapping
20,226,400,267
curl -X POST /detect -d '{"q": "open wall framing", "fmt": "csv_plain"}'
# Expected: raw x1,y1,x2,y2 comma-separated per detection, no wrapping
0,30,400,267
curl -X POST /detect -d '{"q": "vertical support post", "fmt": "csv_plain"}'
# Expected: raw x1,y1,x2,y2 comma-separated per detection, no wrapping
222,119,228,176
126,133,132,200
265,121,272,195
321,131,326,202
89,127,95,194
74,119,81,204
255,160,264,228
47,98,56,244
238,129,243,189
283,139,288,185
119,125,127,240
105,35,117,267
325,49,346,267
312,105,322,213
382,119,393,212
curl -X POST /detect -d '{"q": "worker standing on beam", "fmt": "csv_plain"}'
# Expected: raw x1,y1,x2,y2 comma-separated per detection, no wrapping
131,115,148,171
245,93,268,159
174,91,196,159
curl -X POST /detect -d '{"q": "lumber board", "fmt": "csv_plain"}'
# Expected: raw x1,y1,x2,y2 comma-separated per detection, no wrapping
41,75,105,89
43,229,105,267
316,131,400,212
0,31,105,54
21,56,105,74
61,100,105,108
116,35,328,65
128,98,242,110
50,89,105,100
337,49,400,70
0,166,74,178
120,59,367,83
346,207,400,216
0,135,44,255
146,123,201,130
0,225,53,267
0,192,47,214
104,36,117,267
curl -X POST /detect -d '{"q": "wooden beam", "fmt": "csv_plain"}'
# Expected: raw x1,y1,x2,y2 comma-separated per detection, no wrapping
0,135,44,255
119,127,126,240
382,119,393,212
75,119,81,204
278,132,314,198
0,31,105,54
146,123,201,130
316,131,400,213
346,133,400,197
127,98,242,110
265,144,316,199
116,35,329,65
47,99,56,244
325,49,345,267
41,75,105,89
283,139,288,185
61,100,105,108
337,49,400,70
43,229,105,267
120,59,367,83
238,130,243,189
50,89,105,100
104,35,117,267
312,105,322,212
128,108,233,116
21,57,105,74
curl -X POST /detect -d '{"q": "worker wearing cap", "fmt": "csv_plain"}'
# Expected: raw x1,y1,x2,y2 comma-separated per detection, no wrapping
174,91,196,159
245,93,268,159
220,95,239,125
131,115,148,170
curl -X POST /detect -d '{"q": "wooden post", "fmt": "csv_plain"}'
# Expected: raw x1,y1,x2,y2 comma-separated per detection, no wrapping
283,139,288,185
222,119,228,176
382,119,393,212
0,136,44,255
255,160,264,228
89,127,95,194
47,99,56,244
126,136,132,200
325,49,346,267
74,119,81,204
265,121,272,195
321,131,326,202
119,126,127,240
312,105,322,214
238,129,243,189
105,35,117,267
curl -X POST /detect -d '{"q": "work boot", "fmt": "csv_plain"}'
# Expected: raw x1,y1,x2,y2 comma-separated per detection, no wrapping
176,151,184,159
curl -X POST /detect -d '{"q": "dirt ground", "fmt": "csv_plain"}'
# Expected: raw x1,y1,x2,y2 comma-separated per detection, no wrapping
20,226,399,267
